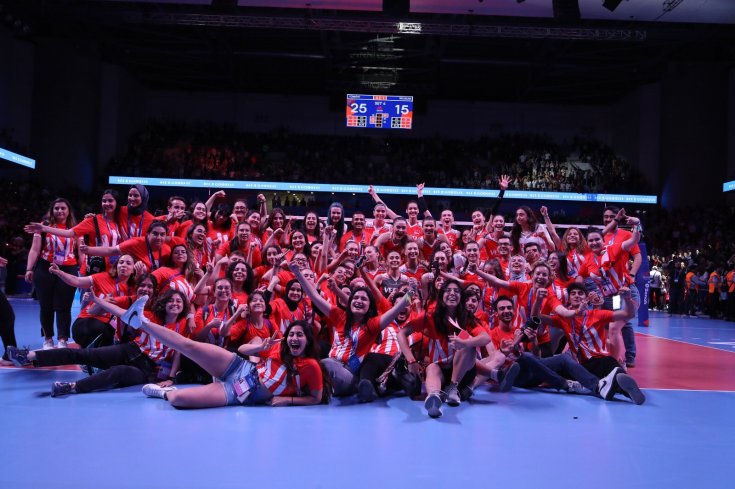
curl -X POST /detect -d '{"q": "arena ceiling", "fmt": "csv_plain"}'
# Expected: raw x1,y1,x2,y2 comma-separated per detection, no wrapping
3,0,735,104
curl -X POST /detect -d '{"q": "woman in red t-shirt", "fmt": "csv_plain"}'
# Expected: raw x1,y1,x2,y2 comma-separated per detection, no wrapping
138,316,330,408
117,185,155,241
25,198,81,350
47,254,136,348
398,279,490,418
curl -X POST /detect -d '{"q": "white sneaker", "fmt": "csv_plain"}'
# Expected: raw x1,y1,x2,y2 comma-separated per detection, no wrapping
142,383,176,399
121,295,149,328
57,340,68,349
42,339,55,350
566,380,592,394
597,367,621,400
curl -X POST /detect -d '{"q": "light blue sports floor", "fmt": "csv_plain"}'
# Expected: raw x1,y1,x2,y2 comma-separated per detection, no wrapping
2,299,734,489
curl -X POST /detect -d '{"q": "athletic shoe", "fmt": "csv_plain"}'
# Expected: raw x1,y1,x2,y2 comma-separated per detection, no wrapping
597,367,621,400
459,385,474,402
57,340,68,349
42,339,54,350
566,380,592,394
357,379,378,403
615,373,646,405
625,360,636,368
424,392,443,418
6,346,31,367
142,383,176,399
51,382,74,397
121,295,149,329
445,382,461,407
498,362,520,392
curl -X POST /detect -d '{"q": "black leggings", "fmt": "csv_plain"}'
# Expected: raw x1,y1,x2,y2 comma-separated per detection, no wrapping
0,290,17,360
33,342,156,393
33,259,78,339
71,317,114,348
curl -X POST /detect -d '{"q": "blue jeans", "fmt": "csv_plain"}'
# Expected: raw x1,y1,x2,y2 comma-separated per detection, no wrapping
603,285,640,363
541,352,599,392
219,355,272,406
321,357,357,396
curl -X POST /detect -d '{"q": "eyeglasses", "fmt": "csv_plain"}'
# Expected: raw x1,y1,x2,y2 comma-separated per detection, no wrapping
444,288,461,296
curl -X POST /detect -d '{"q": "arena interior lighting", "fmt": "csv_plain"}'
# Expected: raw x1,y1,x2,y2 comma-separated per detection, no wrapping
108,176,658,204
0,146,35,169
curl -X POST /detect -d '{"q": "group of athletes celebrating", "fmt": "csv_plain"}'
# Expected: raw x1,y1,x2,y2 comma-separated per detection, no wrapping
5,174,646,418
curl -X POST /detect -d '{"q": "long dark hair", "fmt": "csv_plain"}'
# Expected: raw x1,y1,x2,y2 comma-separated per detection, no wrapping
101,189,122,223
300,209,322,239
343,286,378,339
510,205,540,255
210,202,233,231
279,320,332,404
552,251,571,282
226,261,255,294
152,289,189,324
432,279,475,336
185,222,209,250
283,279,303,311
328,202,346,246
167,244,198,283
265,207,287,231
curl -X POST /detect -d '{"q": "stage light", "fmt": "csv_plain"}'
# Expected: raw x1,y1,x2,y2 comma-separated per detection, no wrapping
603,0,624,12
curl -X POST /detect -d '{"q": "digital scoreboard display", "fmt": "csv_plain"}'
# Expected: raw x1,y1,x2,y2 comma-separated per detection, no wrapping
346,94,413,129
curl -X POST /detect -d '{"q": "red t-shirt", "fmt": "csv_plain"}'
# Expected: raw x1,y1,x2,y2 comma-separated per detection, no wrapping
256,349,323,397
117,207,155,239
551,310,615,362
78,273,131,322
119,237,171,271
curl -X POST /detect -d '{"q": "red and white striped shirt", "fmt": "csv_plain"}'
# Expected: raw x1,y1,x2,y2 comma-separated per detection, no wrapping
552,310,614,362
134,315,189,364
256,353,322,396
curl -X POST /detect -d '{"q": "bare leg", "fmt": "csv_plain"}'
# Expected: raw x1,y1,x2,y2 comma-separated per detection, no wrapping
140,318,233,378
608,320,625,365
450,348,476,384
425,363,443,394
166,383,228,409
471,351,506,388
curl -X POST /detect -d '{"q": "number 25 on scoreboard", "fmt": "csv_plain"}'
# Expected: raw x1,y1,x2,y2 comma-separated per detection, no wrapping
349,103,367,114
395,105,410,115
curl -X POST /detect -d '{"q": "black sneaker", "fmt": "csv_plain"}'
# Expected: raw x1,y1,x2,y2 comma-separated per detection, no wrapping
615,373,646,405
51,382,75,397
6,346,31,367
597,367,621,400
357,379,378,403
459,385,474,402
498,363,520,392
424,392,443,418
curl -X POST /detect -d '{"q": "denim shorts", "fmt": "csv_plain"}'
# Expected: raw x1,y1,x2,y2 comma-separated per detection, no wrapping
218,354,272,406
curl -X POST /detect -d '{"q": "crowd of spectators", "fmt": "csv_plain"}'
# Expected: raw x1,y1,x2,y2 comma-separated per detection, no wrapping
106,120,652,194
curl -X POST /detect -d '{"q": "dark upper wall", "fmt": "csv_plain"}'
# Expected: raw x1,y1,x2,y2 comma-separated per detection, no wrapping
2,29,734,209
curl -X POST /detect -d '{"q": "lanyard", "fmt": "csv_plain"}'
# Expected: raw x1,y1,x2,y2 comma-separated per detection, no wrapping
571,311,588,354
146,238,161,271
51,234,69,258
526,287,535,314
212,303,229,324
161,272,182,290
349,325,360,358
114,277,122,297
128,213,144,238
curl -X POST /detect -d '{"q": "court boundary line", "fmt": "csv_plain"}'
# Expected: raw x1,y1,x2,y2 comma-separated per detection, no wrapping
635,331,735,354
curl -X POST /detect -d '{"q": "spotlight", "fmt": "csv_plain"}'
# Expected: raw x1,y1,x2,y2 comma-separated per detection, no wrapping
603,0,623,12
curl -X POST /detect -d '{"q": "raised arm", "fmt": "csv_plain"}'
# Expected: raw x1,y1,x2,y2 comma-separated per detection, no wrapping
378,293,412,330
622,217,641,252
483,174,510,222
25,222,75,238
80,243,121,258
48,263,94,289
539,206,562,250
475,268,511,290
416,183,433,219
368,185,400,220
289,262,332,315
205,190,226,214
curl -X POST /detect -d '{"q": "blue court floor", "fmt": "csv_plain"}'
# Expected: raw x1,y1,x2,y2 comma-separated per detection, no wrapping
2,299,734,489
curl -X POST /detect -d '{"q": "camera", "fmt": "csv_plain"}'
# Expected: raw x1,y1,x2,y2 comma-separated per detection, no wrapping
520,316,541,342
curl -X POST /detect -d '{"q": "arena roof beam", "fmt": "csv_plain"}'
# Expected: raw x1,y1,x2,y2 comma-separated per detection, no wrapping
124,12,648,42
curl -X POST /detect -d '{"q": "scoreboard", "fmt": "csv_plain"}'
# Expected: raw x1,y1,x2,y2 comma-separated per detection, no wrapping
346,94,413,130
